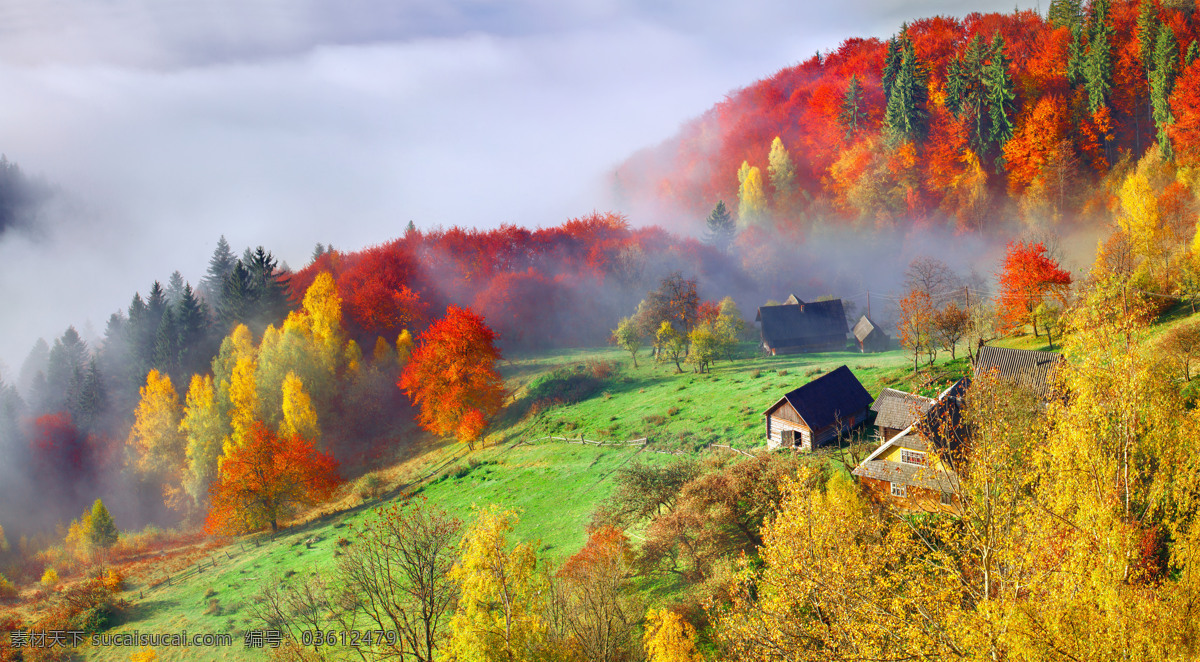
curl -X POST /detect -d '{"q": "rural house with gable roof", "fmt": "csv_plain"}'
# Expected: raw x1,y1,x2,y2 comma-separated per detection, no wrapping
763,365,873,451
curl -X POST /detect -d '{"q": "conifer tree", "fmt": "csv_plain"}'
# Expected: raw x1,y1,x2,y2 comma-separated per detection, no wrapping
838,75,865,138
1068,24,1086,85
88,499,118,549
152,307,179,375
883,35,928,144
165,270,185,306
882,34,903,103
984,33,1016,170
175,283,211,376
1187,41,1199,67
1085,0,1114,115
201,235,237,301
704,200,736,252
1049,0,1083,29
1152,25,1180,157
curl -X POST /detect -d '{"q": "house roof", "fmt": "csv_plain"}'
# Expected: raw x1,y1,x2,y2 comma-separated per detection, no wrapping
852,315,888,343
764,365,873,431
974,346,1062,399
755,299,849,348
871,388,935,431
853,459,960,492
854,378,970,493
783,293,802,305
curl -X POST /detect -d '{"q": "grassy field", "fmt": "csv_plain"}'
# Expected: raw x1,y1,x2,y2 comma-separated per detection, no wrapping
77,341,969,661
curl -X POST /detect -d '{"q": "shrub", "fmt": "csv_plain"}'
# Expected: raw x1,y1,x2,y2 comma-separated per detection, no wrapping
667,407,681,417
41,568,59,588
0,573,17,599
527,365,607,409
644,415,668,427
356,474,385,502
587,359,616,379
749,369,761,378
777,369,789,376
204,598,222,616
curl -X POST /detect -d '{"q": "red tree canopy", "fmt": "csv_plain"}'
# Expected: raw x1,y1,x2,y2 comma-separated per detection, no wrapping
398,306,505,448
997,241,1072,332
205,421,341,534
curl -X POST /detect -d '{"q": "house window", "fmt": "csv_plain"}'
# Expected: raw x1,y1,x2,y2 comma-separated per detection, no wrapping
940,492,953,506
890,482,906,498
900,449,926,465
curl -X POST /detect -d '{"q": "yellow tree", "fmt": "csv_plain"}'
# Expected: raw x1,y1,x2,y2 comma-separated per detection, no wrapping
372,336,395,364
180,374,227,509
738,166,767,226
280,371,319,443
396,329,414,368
223,354,260,459
446,506,547,661
127,369,186,480
1118,166,1165,276
643,609,703,662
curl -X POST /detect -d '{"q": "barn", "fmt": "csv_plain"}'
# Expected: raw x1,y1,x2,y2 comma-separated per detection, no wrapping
755,298,848,355
973,346,1062,400
852,315,890,352
764,365,873,451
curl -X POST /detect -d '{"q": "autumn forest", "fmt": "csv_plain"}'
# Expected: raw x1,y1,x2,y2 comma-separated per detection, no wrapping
8,0,1200,660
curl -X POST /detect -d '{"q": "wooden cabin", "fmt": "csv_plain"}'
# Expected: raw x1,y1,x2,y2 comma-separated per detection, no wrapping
870,388,935,442
853,379,969,512
974,346,1062,400
764,365,873,451
755,298,848,355
852,315,890,352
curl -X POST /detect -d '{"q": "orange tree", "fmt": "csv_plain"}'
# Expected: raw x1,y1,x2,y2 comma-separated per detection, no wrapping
205,421,340,534
399,305,505,449
997,241,1071,337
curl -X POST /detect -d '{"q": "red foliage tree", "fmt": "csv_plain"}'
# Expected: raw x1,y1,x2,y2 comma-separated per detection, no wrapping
398,306,505,449
996,241,1072,336
1170,59,1200,166
205,421,340,534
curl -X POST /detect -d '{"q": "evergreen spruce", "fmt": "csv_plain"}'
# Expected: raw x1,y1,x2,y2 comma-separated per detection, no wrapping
882,34,903,103
201,236,237,302
984,33,1016,170
838,75,866,138
152,307,179,375
704,201,736,253
1188,41,1200,67
310,242,326,264
1048,0,1083,29
88,499,118,549
1084,0,1113,115
1068,24,1086,86
175,283,211,376
883,36,928,144
218,261,252,329
1152,25,1180,157
165,270,186,306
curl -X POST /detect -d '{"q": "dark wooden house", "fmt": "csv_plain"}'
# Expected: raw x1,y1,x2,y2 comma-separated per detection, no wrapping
870,388,935,442
764,365,873,451
755,298,848,355
973,346,1062,400
852,315,890,352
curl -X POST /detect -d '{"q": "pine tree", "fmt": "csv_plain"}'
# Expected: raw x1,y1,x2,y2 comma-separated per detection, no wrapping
767,136,797,213
1068,23,1086,85
73,358,105,433
947,35,989,153
1137,0,1159,74
46,327,89,415
1085,0,1114,115
704,200,736,252
838,75,865,138
1152,25,1180,157
883,36,928,144
984,33,1016,170
152,307,179,375
1188,41,1199,67
88,499,118,548
1048,0,1083,29
245,246,291,328
165,270,185,306
310,242,326,264
201,235,237,301
882,34,903,103
175,283,211,376
218,261,253,328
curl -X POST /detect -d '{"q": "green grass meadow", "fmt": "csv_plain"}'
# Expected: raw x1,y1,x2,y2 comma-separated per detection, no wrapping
83,340,969,661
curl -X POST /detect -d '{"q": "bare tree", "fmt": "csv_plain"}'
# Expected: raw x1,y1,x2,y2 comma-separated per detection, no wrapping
933,302,971,360
905,256,962,298
248,575,335,661
335,498,462,662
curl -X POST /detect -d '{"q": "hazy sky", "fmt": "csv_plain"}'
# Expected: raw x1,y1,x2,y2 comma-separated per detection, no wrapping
0,0,1039,371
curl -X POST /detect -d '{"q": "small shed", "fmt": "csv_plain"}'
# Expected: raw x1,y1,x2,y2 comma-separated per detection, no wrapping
755,298,849,355
871,388,935,442
852,315,890,352
764,365,874,451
